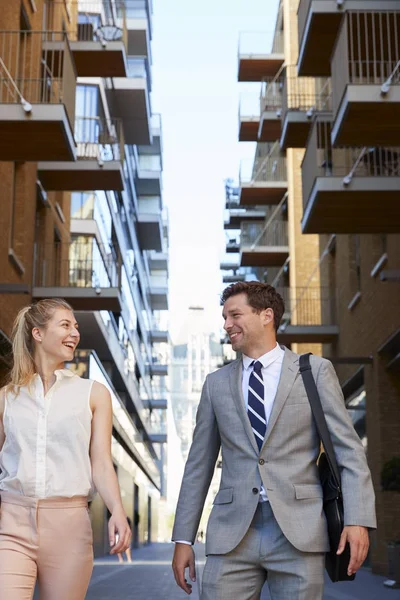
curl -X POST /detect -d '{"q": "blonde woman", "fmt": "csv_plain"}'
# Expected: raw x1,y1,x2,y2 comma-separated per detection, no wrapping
0,298,132,600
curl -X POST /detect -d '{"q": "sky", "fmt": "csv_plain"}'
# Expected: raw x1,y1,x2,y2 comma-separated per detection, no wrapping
151,0,280,343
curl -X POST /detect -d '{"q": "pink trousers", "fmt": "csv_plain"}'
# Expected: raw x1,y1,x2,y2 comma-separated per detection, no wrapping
0,491,93,600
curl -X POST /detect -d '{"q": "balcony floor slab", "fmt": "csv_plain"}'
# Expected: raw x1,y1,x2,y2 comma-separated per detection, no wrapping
37,161,124,191
302,176,400,233
0,104,76,162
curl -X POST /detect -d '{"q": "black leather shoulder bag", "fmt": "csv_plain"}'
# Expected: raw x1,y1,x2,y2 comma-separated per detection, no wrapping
299,353,356,583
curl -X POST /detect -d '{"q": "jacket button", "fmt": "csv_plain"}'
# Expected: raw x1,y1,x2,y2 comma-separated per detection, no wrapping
259,458,265,465
252,488,259,495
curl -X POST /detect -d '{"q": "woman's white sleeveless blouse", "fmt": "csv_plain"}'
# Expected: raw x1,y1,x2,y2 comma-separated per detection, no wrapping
0,369,94,498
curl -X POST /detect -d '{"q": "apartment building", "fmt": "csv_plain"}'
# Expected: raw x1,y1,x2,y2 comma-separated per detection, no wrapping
0,0,169,556
169,306,222,536
223,0,400,576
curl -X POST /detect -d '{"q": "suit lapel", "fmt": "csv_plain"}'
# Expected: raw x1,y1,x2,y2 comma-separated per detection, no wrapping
261,348,299,451
229,359,259,455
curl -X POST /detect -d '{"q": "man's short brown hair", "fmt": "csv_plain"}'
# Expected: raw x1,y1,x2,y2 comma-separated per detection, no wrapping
221,281,285,332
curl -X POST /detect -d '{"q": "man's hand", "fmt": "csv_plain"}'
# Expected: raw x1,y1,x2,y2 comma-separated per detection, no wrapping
172,543,196,595
337,525,369,576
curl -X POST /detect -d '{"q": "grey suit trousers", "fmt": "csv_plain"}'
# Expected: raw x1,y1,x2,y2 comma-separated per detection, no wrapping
201,502,325,600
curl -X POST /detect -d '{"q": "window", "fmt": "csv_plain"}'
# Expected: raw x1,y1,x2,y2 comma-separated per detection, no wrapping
75,85,99,118
346,388,367,453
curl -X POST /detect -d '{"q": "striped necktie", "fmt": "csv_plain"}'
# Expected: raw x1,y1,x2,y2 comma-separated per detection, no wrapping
247,360,266,451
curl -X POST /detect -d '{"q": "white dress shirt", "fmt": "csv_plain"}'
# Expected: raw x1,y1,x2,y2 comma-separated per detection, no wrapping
176,343,285,543
242,343,285,501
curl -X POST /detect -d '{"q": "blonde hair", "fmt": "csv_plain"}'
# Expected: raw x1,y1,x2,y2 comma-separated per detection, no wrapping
8,298,74,391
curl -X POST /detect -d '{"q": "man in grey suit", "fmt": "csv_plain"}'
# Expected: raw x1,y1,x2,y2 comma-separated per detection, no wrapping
172,282,376,599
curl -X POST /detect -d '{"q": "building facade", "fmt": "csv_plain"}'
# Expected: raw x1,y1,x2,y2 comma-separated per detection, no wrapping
0,0,169,556
169,307,222,536
223,0,400,576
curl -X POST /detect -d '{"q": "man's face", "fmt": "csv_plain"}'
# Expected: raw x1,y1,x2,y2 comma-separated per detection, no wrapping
222,293,271,355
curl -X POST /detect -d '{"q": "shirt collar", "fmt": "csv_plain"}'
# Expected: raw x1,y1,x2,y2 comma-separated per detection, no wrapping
242,343,283,371
55,368,75,379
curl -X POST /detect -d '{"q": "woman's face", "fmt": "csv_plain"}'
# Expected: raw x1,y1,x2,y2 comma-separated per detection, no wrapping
34,308,80,363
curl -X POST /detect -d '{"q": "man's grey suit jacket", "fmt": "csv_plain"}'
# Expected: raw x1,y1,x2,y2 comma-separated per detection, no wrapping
172,347,376,556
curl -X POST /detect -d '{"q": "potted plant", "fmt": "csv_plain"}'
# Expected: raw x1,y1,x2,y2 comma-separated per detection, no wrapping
381,457,400,588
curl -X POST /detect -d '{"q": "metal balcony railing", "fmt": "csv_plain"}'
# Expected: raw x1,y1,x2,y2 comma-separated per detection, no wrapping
281,65,332,121
0,30,75,118
302,119,400,210
260,75,285,114
332,11,400,119
138,154,161,172
34,241,119,289
277,286,336,328
45,1,128,47
150,274,168,288
241,220,288,248
225,179,240,208
75,116,124,162
238,30,284,57
240,144,287,185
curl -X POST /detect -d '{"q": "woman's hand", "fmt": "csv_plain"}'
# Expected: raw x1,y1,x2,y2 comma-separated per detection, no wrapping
109,507,132,554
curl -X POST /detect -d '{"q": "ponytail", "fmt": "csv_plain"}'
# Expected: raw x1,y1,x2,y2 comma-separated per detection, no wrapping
8,298,73,393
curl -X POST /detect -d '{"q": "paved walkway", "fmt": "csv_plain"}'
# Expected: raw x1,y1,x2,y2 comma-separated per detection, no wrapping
83,543,400,600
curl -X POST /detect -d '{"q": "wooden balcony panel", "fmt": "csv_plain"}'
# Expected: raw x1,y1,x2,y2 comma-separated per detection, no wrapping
238,56,284,82
280,112,313,149
71,41,127,77
240,246,289,267
106,79,151,145
240,183,288,206
239,119,259,142
0,106,76,161
277,325,339,344
32,287,122,312
258,112,282,142
297,8,343,76
37,161,124,191
302,177,400,234
332,86,400,147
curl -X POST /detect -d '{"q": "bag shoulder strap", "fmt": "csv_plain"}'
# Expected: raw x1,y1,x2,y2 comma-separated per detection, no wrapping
299,353,342,491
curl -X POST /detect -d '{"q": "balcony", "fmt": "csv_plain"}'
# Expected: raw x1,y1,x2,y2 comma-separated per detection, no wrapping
297,0,389,76
47,1,128,77
138,113,163,157
280,66,332,149
258,77,283,141
148,361,168,377
0,31,76,161
225,234,240,254
222,273,246,283
238,93,260,142
38,117,124,191
331,11,400,147
106,57,151,144
149,274,168,310
301,118,400,233
238,31,284,82
220,261,240,271
147,250,168,271
125,6,151,60
239,145,288,206
145,419,167,444
33,240,122,311
137,197,163,251
240,220,289,267
276,286,339,344
135,154,162,195
149,328,168,343
224,208,266,229
142,398,167,409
